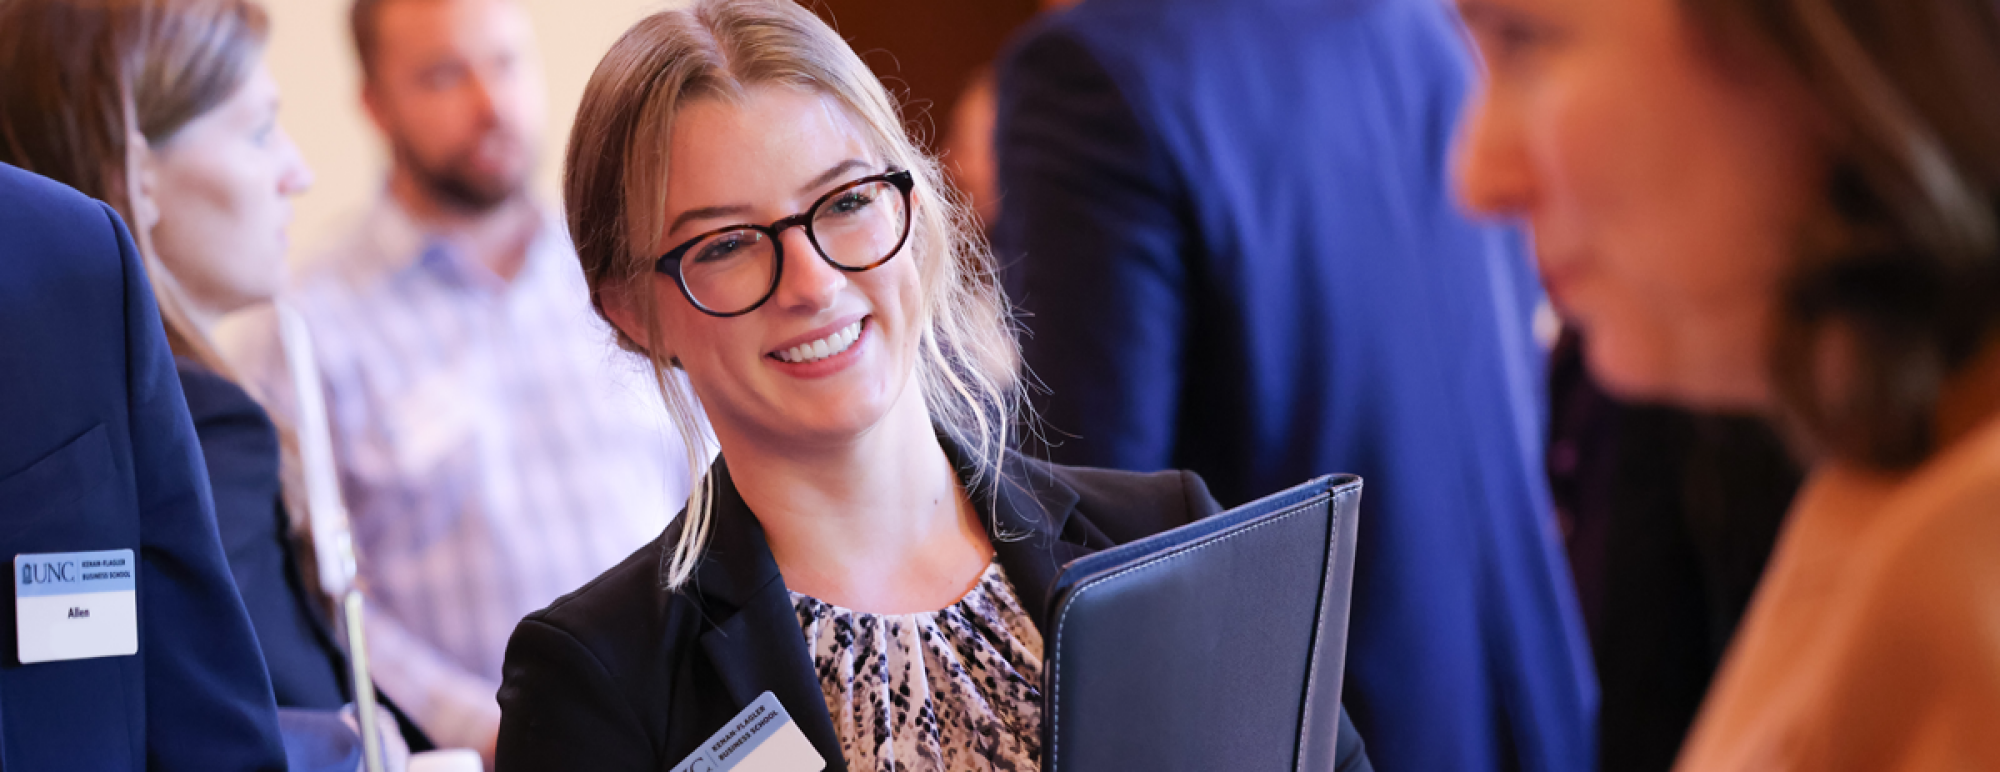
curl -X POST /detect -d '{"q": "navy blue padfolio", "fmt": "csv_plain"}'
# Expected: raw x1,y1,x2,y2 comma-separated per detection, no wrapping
1043,474,1363,772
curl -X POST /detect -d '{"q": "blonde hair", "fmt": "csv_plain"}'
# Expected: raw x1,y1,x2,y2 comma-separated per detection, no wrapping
564,0,1023,589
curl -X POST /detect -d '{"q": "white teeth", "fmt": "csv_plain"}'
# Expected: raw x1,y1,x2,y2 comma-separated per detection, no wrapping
774,320,863,364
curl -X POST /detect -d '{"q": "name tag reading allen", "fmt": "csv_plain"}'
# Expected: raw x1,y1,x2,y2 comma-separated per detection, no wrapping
670,691,824,772
15,550,138,664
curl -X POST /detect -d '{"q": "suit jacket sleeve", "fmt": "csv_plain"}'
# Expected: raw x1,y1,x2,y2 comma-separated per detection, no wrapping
495,617,656,771
108,203,288,769
995,23,1190,472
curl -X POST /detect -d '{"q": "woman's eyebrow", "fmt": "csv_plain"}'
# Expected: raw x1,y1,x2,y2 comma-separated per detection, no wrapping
800,159,870,195
668,203,753,235
666,159,874,235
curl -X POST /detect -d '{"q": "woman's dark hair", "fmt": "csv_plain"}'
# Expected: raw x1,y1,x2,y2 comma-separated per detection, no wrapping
1683,0,2000,469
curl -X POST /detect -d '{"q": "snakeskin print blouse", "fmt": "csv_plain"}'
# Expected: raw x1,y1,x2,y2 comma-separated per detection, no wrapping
790,562,1044,771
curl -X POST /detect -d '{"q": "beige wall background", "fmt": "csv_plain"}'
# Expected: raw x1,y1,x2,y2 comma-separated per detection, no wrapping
265,0,677,267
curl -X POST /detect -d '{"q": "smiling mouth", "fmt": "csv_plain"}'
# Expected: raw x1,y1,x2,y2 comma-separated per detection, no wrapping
771,318,865,364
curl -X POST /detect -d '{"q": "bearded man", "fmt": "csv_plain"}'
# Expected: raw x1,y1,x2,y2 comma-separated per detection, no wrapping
229,0,696,763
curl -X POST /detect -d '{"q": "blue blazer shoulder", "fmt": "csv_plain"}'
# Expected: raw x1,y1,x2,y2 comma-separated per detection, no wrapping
0,163,286,770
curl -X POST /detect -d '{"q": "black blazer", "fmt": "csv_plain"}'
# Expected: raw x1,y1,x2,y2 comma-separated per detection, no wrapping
178,358,350,710
496,445,1370,771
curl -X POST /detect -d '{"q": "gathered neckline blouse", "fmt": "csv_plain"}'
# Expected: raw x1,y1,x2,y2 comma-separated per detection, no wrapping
790,562,1044,771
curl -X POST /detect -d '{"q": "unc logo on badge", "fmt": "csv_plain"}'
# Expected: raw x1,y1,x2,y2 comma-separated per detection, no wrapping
20,560,78,585
670,692,824,772
14,549,138,664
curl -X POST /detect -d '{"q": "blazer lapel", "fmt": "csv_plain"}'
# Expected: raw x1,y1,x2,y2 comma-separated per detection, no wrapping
967,447,1094,637
687,461,847,772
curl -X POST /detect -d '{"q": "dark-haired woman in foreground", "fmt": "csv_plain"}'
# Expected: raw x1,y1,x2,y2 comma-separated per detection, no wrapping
1454,0,2000,766
492,1,1367,770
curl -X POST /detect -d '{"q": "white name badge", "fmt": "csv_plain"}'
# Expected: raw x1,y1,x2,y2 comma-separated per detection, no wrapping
15,549,138,664
670,691,825,772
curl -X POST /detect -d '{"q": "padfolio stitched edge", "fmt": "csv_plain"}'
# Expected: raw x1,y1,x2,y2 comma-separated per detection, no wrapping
1043,474,1363,772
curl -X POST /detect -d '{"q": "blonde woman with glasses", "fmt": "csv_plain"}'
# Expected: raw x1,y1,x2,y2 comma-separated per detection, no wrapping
492,2,1367,771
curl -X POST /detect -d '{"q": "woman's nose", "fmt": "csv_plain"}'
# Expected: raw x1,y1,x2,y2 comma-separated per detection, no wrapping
770,225,845,312
276,125,314,197
1451,87,1533,219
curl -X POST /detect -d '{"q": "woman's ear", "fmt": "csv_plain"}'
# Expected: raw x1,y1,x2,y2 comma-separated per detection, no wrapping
127,130,162,237
599,283,676,365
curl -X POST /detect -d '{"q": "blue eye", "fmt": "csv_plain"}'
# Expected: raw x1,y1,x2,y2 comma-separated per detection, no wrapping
826,190,876,216
693,231,759,264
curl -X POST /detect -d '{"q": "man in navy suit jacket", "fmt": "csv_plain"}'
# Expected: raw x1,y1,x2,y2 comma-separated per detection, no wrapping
0,163,287,769
993,1,1595,769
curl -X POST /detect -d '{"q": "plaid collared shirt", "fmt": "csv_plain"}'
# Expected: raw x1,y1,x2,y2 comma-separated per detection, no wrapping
230,198,697,749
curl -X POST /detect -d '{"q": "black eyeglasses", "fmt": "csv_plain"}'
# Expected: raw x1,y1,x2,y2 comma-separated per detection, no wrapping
653,169,915,317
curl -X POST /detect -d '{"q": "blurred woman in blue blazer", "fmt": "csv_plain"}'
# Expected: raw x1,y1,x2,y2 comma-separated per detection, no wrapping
0,0,424,761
